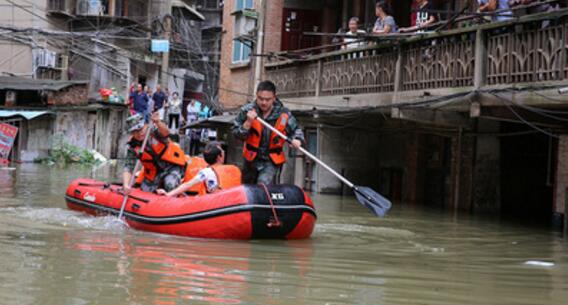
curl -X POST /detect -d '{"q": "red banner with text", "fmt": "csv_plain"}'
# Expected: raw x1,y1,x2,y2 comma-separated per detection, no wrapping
0,123,18,164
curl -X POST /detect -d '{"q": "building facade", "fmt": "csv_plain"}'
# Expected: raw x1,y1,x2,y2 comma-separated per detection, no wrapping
219,0,568,228
0,0,220,160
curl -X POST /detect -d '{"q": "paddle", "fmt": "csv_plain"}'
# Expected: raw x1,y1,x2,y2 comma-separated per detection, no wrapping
118,120,153,219
256,117,392,217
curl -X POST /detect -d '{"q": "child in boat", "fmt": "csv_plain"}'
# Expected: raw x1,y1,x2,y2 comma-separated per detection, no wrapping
157,142,225,197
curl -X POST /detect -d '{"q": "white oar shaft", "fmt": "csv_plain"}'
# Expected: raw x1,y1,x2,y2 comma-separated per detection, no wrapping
256,117,355,189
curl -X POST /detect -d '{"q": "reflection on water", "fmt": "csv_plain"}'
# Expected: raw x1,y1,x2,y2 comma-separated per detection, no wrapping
0,163,567,305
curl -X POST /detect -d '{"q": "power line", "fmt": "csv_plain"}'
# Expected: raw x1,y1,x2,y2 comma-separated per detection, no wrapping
489,91,559,139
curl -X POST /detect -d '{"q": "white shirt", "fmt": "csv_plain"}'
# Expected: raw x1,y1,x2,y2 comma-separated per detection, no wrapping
344,30,366,49
169,97,182,115
186,103,200,123
196,167,219,193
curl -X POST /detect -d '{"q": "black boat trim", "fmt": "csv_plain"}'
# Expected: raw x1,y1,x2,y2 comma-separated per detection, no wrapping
65,195,317,225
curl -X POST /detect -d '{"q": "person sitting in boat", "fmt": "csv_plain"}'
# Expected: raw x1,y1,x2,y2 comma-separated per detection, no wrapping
123,112,186,194
157,142,242,197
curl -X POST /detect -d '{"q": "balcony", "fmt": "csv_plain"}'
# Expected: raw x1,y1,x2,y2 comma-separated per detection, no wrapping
47,0,150,31
197,0,222,11
47,0,75,17
265,9,568,116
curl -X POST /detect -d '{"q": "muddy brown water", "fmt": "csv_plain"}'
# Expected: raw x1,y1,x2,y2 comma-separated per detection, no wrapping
0,164,567,305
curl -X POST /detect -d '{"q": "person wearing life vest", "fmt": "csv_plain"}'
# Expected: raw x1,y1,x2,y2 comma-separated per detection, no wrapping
157,141,241,196
232,80,304,185
122,112,186,194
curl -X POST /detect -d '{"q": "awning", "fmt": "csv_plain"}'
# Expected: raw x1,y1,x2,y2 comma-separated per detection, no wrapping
181,114,236,129
0,110,54,120
172,1,205,21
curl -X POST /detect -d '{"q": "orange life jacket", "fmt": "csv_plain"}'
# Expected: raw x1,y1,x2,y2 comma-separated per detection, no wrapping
129,136,186,183
243,112,289,165
183,156,208,194
196,164,242,196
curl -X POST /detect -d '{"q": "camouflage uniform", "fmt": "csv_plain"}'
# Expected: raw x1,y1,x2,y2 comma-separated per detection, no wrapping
232,99,304,185
124,121,184,193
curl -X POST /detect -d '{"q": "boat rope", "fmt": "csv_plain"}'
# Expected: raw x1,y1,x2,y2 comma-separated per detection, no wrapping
260,183,282,228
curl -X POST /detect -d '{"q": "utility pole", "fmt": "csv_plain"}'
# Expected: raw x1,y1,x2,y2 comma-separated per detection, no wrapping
161,15,172,88
253,0,267,92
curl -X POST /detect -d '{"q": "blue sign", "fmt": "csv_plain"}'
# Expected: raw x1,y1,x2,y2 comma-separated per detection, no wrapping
151,40,170,53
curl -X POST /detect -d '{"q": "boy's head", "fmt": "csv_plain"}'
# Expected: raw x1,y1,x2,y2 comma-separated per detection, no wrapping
203,141,224,165
348,17,359,32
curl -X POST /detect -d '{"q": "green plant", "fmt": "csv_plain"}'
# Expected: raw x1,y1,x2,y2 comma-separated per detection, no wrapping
36,134,101,165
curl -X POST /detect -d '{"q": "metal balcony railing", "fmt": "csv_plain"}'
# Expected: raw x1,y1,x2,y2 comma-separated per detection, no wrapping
266,8,568,99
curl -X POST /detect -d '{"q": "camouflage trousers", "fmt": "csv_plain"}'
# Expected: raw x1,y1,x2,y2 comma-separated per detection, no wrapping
140,165,184,193
243,160,281,185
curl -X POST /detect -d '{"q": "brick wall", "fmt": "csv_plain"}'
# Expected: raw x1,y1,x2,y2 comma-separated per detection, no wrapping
219,0,285,109
49,85,88,106
264,0,284,53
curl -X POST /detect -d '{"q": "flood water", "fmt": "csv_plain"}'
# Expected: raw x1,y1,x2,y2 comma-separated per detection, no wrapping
1,163,567,305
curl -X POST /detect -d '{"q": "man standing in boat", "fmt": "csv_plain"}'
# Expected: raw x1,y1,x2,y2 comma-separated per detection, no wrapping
232,81,304,185
123,112,186,194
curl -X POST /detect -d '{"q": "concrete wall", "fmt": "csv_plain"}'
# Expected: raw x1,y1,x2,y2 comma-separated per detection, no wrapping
95,108,126,159
20,116,54,162
167,68,187,100
0,0,65,77
55,111,93,150
315,127,382,193
0,43,32,77
473,119,501,213
554,135,568,217
52,108,126,159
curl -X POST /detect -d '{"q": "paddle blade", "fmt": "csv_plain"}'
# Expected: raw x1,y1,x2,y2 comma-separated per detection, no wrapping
353,186,392,217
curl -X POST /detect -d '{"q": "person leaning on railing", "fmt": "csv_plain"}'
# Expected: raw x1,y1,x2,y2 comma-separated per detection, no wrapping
373,1,398,34
342,17,367,50
509,0,561,26
399,0,439,33
478,0,513,21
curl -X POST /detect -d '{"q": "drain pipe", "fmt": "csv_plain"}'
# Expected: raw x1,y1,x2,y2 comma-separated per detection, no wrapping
253,0,267,91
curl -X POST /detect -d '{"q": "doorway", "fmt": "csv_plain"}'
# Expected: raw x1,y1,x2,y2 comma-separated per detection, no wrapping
500,123,554,223
281,8,322,51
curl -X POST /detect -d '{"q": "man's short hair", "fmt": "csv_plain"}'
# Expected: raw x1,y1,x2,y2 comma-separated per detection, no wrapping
256,80,277,94
349,17,359,23
203,141,223,165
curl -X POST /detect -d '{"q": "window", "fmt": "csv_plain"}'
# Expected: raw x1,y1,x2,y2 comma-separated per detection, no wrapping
235,0,253,11
232,41,251,64
232,0,253,64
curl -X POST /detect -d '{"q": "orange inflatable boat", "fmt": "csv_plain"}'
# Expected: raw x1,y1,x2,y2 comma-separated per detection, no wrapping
65,178,317,240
